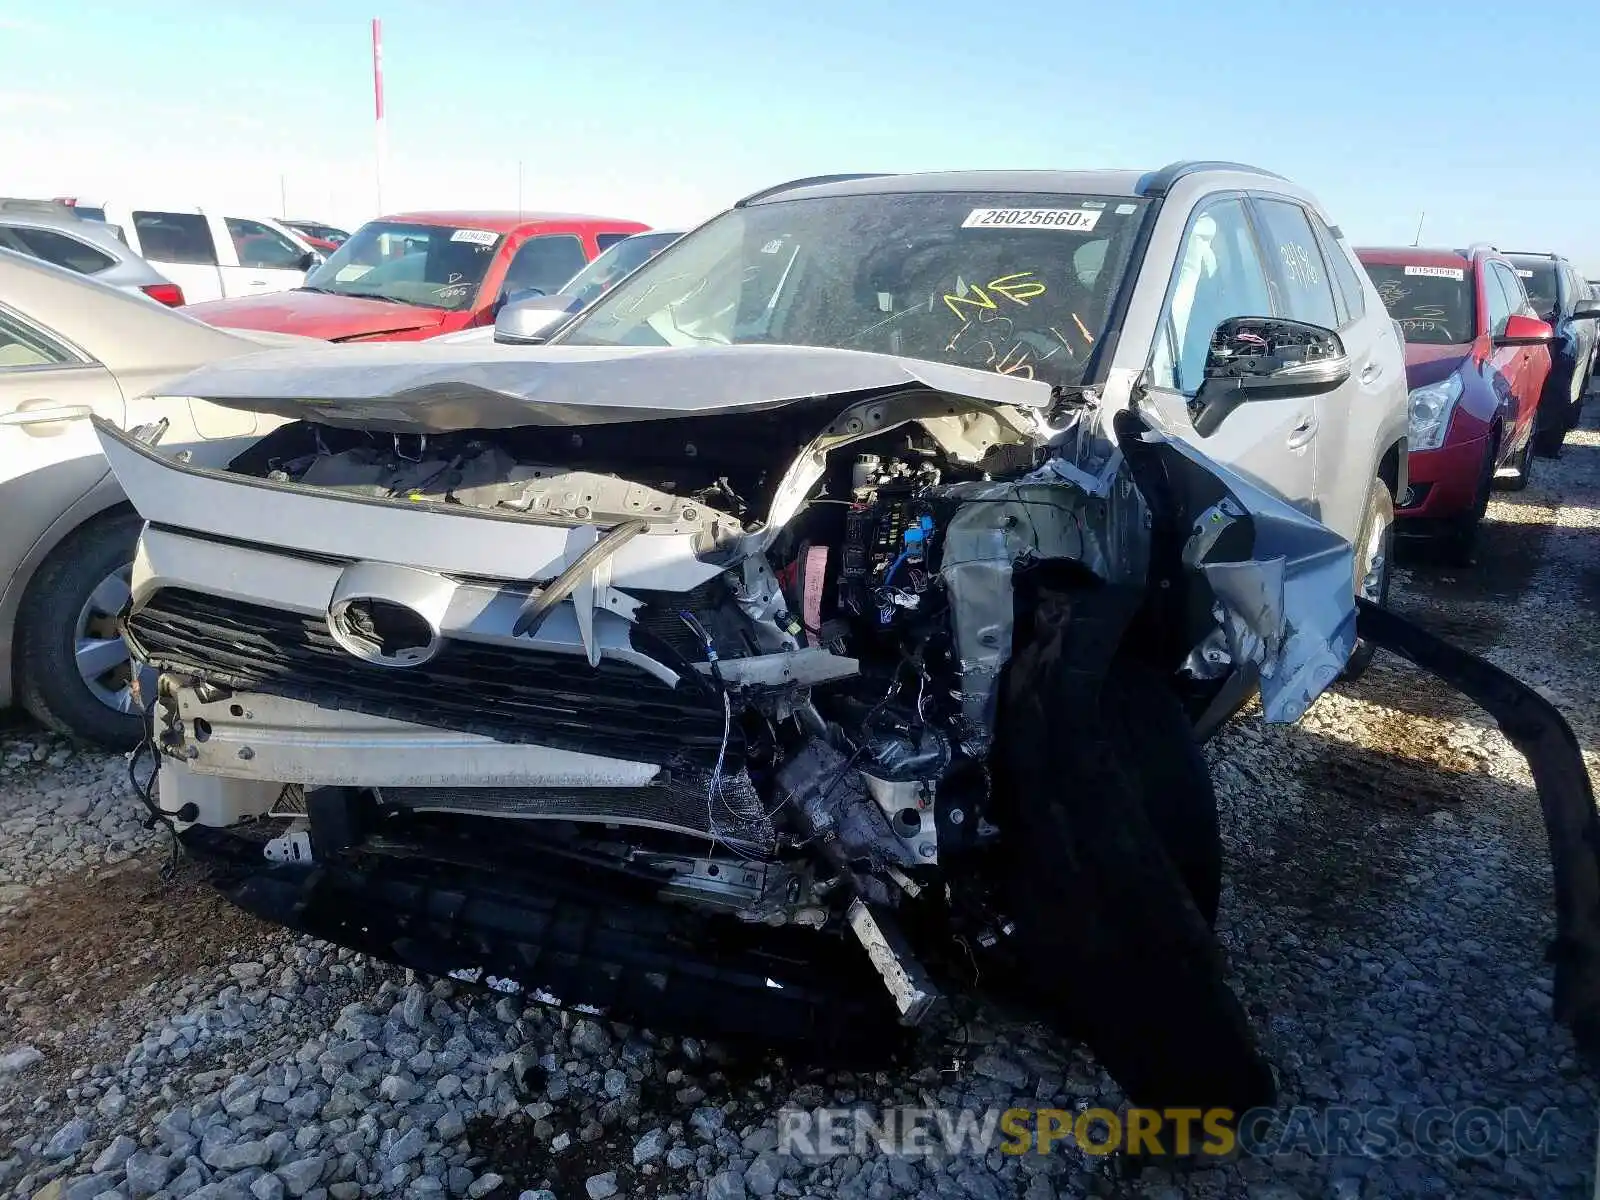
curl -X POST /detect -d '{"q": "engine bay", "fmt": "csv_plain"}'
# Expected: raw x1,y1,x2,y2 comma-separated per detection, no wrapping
207,416,1080,966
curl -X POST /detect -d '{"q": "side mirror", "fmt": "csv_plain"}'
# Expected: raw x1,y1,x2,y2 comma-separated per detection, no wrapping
297,250,321,272
1570,300,1600,321
493,292,586,345
1496,314,1555,345
1193,316,1349,438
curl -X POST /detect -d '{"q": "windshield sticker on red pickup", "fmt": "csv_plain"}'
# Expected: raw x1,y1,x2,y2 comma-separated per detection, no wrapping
962,208,1102,232
449,229,498,246
1403,265,1465,281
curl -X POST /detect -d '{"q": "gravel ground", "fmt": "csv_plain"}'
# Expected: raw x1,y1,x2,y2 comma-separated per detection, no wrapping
0,404,1596,1200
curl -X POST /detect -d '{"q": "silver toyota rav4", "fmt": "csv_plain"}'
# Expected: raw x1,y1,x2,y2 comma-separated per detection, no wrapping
94,163,1600,1113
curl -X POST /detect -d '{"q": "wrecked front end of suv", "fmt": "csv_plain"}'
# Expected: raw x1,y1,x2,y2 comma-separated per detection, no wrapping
97,343,1599,1113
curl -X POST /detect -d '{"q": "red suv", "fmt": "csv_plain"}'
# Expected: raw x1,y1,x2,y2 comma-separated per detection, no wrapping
185,211,649,342
1357,245,1554,562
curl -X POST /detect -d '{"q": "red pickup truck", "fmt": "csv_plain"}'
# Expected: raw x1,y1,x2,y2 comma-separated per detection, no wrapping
184,210,649,342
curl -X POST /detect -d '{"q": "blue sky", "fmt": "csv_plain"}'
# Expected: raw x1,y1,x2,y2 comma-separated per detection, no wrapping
3,0,1597,274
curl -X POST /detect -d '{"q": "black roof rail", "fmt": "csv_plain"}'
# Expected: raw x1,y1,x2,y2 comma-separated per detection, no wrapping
1136,160,1287,197
1501,250,1556,259
734,173,892,207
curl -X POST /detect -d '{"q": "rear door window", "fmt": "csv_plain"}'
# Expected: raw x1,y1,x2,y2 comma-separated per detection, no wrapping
1250,198,1340,330
132,211,218,265
0,226,116,275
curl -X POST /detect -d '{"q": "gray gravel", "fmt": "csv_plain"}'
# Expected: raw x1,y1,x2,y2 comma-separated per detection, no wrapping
0,405,1596,1199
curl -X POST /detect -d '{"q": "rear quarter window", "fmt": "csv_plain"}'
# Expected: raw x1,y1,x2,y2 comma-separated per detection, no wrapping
1312,220,1366,324
4,226,116,275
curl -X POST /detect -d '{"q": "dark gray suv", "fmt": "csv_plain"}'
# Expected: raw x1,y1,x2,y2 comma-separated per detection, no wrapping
1505,251,1600,453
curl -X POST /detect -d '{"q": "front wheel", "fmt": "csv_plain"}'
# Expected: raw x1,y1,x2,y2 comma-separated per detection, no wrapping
1439,435,1496,566
1341,478,1394,682
1533,370,1571,458
996,594,1273,1113
14,513,154,750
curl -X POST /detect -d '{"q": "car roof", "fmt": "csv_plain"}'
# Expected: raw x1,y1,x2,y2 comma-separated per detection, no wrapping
743,170,1152,205
738,162,1292,207
380,211,648,233
1356,246,1475,270
1503,251,1564,264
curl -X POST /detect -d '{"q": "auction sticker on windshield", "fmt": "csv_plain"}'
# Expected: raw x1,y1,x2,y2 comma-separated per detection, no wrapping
450,229,498,245
962,208,1102,232
1403,265,1464,281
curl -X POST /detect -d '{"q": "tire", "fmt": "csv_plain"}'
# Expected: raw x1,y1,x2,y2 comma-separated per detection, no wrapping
996,590,1274,1114
1533,369,1571,458
1440,434,1496,566
1102,660,1222,925
1532,405,1567,458
1569,351,1594,430
1340,478,1394,682
14,512,151,750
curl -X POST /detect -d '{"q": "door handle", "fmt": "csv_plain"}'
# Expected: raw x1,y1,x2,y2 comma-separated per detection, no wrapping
247,279,271,288
1286,415,1318,449
0,403,93,428
1359,362,1383,385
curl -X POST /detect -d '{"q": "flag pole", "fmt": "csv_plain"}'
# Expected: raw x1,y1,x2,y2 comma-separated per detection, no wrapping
372,17,386,213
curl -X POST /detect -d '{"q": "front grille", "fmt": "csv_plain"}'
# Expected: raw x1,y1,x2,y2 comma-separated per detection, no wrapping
126,589,737,768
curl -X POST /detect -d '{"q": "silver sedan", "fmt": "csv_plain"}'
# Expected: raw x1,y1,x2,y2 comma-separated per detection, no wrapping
0,211,185,305
0,249,306,747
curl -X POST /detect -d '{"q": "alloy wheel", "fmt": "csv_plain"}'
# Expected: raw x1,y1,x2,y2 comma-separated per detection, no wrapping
73,565,155,715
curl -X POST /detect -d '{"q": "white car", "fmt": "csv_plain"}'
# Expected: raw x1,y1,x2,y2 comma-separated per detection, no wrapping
91,205,321,304
0,250,305,747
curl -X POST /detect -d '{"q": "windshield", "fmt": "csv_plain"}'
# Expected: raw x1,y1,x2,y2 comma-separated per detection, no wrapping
557,193,1148,386
301,221,503,311
562,231,682,308
1509,260,1559,319
291,222,348,244
1363,263,1475,344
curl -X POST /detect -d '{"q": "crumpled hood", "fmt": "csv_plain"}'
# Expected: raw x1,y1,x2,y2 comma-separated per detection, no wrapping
155,343,1054,433
1401,341,1471,390
184,292,451,342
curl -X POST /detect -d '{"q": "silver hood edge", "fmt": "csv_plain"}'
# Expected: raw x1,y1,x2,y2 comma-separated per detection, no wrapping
150,342,1054,434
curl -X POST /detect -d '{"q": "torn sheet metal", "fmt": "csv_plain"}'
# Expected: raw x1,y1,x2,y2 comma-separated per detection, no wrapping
936,472,1151,751
1151,432,1356,724
1354,599,1600,1063
154,342,1052,433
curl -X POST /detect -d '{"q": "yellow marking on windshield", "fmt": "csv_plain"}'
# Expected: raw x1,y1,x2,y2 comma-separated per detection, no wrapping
987,272,1047,304
942,271,1046,321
